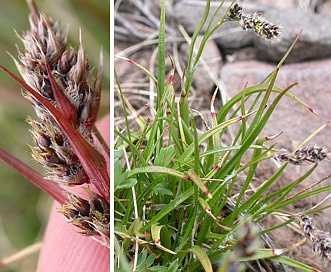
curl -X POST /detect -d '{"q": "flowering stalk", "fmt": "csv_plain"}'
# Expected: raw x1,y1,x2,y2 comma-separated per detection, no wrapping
0,147,67,204
226,3,282,42
274,145,329,165
297,213,331,261
0,0,109,247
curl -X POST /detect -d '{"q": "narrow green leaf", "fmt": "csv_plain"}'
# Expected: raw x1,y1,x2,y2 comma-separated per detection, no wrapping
155,145,175,167
141,187,194,232
151,224,176,255
157,0,166,110
115,178,137,190
188,245,213,272
186,168,212,198
238,249,320,271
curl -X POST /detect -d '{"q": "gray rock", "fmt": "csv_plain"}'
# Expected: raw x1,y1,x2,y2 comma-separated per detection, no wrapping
251,0,297,9
213,22,254,49
174,1,331,62
173,1,268,49
254,9,331,62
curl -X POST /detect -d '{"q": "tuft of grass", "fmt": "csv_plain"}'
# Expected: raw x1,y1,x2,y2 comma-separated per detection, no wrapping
115,1,331,271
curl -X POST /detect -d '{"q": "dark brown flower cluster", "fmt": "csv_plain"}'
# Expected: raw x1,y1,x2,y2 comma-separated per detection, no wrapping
297,213,331,261
10,1,109,247
274,145,329,165
226,2,243,21
15,10,100,185
226,3,281,42
59,189,110,246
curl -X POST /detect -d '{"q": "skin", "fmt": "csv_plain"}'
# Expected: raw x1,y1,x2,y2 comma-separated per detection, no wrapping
37,114,110,271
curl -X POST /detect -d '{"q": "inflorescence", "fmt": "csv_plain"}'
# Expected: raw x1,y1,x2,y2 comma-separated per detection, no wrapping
226,3,282,42
297,213,331,261
12,2,109,247
274,145,329,165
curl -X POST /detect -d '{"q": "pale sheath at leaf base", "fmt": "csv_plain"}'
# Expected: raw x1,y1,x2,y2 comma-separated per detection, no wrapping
10,2,109,247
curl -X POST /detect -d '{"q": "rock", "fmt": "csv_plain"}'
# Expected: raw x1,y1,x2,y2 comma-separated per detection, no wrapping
319,1,331,15
220,58,331,181
173,1,268,49
225,47,259,62
213,22,254,49
254,8,331,62
249,0,297,9
180,35,223,93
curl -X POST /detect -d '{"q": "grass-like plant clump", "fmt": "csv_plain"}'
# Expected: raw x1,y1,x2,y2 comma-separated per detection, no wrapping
115,1,331,271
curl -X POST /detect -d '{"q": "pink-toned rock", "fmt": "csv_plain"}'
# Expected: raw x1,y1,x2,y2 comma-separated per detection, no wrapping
221,59,331,182
320,1,331,15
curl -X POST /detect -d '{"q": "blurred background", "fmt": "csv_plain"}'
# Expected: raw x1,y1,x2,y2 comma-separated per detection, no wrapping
0,0,109,271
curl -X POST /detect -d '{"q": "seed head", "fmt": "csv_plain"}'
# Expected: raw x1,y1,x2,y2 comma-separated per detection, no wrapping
6,0,109,247
58,189,110,247
227,3,282,42
215,220,260,271
14,8,102,186
226,3,243,21
235,220,260,258
297,213,331,261
274,145,329,165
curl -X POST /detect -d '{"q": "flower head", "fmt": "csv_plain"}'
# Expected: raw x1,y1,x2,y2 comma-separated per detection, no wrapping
297,213,331,260
58,189,110,246
274,145,329,165
0,0,109,247
226,2,243,21
227,3,282,42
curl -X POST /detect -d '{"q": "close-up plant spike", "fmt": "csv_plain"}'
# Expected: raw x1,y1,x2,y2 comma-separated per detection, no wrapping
226,3,282,42
0,0,109,271
297,213,331,261
115,0,331,271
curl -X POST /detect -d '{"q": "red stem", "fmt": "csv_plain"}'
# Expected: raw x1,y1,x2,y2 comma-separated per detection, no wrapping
0,147,67,204
0,65,110,202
